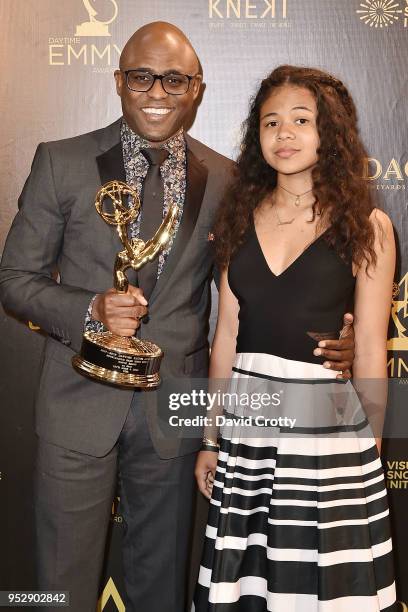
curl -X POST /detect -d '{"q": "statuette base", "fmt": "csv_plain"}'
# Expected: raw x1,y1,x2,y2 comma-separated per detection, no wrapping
72,331,163,389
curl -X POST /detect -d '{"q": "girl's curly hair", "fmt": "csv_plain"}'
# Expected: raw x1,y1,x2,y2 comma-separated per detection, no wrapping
214,65,377,268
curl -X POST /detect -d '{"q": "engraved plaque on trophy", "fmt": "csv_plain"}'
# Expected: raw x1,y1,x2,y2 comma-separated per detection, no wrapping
72,180,178,389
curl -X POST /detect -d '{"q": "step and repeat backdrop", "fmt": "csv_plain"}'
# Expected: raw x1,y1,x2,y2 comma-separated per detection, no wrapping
0,0,407,610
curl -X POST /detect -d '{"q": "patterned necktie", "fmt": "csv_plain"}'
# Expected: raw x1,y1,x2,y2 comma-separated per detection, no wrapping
138,148,170,300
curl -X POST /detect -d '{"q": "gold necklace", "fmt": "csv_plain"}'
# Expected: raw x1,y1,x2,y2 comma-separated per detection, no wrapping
278,184,313,207
273,205,295,226
272,200,320,227
266,192,295,226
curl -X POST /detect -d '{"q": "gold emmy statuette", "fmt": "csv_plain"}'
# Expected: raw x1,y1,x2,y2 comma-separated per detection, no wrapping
388,275,408,352
75,0,118,37
72,180,179,389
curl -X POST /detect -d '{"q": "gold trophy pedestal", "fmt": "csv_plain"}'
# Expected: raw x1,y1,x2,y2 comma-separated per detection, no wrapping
72,331,163,389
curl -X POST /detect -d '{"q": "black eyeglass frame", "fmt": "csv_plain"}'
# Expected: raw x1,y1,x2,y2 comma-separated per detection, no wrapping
122,70,198,95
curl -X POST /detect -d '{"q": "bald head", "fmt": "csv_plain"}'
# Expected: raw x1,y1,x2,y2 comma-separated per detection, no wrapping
119,22,200,75
114,22,202,145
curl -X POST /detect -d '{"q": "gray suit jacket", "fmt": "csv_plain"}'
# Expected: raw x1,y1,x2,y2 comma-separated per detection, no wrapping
0,118,233,459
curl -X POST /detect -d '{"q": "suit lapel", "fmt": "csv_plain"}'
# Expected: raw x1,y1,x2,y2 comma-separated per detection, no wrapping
96,141,126,185
149,146,208,304
95,140,140,285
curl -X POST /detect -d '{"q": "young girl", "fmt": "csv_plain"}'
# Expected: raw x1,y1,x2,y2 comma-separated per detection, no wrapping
194,66,396,611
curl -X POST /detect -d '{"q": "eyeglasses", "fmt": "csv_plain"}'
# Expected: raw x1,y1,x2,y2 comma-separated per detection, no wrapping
122,70,197,95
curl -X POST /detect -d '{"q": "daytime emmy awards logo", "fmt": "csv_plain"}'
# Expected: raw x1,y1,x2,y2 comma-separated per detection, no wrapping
356,0,403,27
76,0,118,36
48,0,120,66
388,273,408,376
388,274,408,352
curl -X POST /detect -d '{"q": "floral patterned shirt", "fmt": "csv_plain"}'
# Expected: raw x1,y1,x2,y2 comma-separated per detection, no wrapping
85,119,187,331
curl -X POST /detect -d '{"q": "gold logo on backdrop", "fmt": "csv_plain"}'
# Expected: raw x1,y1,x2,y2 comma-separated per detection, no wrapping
386,460,408,489
111,496,123,523
357,0,403,27
399,602,408,612
209,0,287,19
363,157,407,191
76,0,118,37
388,274,408,351
48,0,121,67
404,0,408,26
97,577,125,612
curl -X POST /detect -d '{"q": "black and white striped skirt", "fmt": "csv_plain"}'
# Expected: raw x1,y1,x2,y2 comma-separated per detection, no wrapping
194,352,396,611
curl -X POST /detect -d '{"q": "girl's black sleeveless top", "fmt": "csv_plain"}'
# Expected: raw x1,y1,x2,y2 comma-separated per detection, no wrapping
228,222,356,365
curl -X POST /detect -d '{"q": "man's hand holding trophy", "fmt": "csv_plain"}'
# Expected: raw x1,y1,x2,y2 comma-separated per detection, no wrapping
72,180,178,389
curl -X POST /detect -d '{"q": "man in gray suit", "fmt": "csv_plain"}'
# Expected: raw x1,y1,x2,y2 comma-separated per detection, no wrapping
0,21,354,612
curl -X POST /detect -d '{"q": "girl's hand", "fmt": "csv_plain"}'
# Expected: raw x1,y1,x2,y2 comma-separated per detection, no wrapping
195,450,218,500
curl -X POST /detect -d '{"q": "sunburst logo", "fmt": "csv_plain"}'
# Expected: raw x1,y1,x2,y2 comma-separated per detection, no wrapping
356,0,402,27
